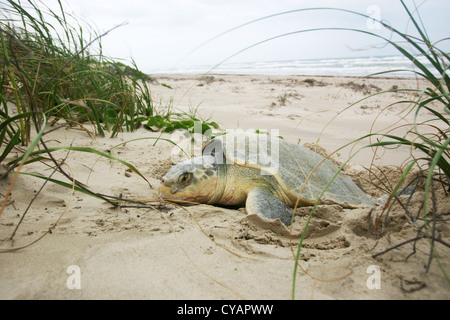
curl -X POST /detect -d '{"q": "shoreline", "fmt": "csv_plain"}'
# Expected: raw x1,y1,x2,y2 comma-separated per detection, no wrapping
148,54,439,80
153,72,427,81
1,73,448,299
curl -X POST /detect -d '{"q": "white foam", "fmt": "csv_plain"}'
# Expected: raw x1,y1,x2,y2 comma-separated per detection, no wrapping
152,55,441,78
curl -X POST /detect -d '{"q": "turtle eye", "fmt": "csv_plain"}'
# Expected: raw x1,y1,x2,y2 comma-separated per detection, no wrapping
178,172,192,185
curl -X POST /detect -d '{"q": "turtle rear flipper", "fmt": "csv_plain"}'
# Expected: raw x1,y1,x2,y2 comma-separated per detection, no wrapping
246,187,293,226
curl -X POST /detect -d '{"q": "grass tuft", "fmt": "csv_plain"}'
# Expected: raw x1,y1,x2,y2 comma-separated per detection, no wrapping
0,0,218,245
290,1,449,298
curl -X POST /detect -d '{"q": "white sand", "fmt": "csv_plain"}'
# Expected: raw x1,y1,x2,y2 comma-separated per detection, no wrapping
1,74,449,299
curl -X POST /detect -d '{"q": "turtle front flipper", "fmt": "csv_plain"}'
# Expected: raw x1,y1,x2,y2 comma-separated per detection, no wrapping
246,187,293,226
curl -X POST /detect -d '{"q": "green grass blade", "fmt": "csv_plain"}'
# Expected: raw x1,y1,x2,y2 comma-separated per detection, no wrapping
423,136,450,217
8,145,151,186
18,171,97,197
0,130,20,162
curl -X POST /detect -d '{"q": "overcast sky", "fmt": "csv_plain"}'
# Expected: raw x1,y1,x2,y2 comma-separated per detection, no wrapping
34,0,450,73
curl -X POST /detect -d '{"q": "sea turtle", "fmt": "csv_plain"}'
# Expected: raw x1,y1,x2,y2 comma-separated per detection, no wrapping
158,132,375,226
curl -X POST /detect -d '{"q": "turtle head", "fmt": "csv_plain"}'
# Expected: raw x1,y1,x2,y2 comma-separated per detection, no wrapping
158,155,219,203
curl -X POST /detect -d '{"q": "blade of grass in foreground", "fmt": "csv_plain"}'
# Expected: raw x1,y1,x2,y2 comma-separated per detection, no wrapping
18,171,101,198
7,145,152,187
0,113,47,218
291,129,450,298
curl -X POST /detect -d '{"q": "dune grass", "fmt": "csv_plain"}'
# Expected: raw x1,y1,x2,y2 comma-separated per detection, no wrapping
194,0,450,297
0,2,217,167
285,2,449,297
0,0,219,243
0,0,216,145
182,0,448,297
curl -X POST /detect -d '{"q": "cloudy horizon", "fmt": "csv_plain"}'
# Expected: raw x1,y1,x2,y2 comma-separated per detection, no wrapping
9,0,450,74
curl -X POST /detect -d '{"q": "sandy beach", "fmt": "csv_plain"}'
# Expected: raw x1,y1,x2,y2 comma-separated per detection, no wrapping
1,73,449,299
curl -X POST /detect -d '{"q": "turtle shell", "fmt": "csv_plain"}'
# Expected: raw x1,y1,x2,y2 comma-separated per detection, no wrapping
204,132,375,207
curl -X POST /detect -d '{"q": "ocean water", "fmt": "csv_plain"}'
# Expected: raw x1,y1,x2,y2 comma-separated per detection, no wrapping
155,55,443,78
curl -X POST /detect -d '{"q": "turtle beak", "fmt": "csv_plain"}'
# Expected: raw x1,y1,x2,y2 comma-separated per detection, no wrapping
158,176,177,198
